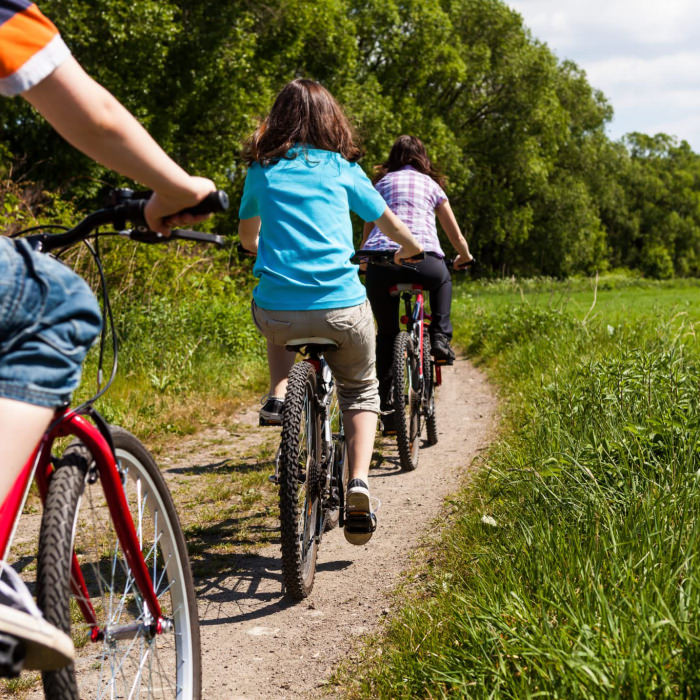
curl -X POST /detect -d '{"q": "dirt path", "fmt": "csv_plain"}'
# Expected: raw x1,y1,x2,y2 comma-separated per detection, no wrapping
188,358,498,699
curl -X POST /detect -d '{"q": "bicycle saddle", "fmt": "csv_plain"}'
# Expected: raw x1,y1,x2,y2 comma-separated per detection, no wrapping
285,337,339,353
389,283,424,296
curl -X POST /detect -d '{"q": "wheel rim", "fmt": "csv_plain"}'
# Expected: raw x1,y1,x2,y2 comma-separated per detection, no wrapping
71,447,194,698
325,390,346,529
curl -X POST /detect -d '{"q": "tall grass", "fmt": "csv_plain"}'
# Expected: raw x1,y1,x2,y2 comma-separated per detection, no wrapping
71,240,268,440
352,285,700,698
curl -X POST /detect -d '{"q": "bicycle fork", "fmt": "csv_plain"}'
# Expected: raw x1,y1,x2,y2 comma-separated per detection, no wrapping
42,414,164,642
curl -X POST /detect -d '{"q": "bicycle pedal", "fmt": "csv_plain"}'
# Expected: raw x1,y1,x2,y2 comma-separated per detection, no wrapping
345,510,377,534
259,416,282,427
0,633,24,679
434,357,454,366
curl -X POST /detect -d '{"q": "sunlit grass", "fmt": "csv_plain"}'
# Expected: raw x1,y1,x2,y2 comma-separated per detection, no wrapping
346,277,700,698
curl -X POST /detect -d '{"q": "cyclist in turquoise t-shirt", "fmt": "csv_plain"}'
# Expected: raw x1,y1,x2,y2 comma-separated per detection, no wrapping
239,79,422,544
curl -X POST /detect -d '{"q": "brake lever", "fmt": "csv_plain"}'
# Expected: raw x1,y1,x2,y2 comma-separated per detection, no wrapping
126,229,225,246
128,229,167,244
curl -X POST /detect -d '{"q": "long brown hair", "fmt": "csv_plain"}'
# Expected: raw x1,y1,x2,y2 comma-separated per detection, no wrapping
242,79,362,165
375,135,445,188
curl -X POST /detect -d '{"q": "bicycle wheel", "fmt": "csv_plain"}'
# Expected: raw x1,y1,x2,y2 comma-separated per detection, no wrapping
423,333,438,446
392,331,421,471
279,361,322,600
324,390,347,531
37,426,201,700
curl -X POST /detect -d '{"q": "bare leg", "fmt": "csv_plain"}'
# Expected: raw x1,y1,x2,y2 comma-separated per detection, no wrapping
343,409,377,483
267,339,295,398
0,398,54,504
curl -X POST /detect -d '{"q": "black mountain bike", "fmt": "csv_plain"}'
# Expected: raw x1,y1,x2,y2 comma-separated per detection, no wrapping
274,339,348,600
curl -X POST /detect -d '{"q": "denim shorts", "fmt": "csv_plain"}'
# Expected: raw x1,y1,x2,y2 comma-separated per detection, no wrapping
0,237,102,408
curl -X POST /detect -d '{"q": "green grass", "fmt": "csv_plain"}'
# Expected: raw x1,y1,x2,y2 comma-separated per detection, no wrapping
454,274,700,325
72,256,269,445
346,276,700,698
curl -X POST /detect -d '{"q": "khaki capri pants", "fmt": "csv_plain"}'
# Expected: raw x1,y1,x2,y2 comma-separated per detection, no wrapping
252,300,380,414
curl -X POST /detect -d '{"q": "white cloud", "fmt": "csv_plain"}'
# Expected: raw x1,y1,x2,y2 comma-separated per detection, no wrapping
507,0,700,149
586,53,700,93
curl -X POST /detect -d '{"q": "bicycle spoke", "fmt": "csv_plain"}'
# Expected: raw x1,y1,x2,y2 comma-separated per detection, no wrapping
39,430,200,698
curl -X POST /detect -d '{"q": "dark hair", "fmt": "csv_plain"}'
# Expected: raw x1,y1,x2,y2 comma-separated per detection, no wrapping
242,79,363,165
375,135,445,188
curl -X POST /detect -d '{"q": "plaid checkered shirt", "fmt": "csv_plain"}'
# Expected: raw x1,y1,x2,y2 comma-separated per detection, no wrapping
363,165,447,256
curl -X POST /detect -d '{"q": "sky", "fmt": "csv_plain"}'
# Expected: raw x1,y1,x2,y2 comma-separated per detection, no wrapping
507,0,700,151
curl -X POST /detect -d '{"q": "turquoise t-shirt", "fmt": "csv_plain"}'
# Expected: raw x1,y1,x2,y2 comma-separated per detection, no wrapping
238,147,386,310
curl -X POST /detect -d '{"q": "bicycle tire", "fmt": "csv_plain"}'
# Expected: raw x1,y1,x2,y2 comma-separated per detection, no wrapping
324,390,347,531
392,331,420,471
37,426,201,699
423,333,438,446
279,361,322,600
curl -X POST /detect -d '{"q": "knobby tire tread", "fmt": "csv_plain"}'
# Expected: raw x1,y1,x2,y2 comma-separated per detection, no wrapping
37,428,202,699
392,331,419,471
279,361,319,600
37,447,87,700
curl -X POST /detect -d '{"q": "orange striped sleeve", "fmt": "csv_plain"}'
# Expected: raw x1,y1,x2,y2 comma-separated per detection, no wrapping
0,3,70,96
0,4,58,78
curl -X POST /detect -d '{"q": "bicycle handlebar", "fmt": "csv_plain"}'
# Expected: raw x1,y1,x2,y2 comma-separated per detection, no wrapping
351,249,477,274
350,249,425,269
236,241,257,257
128,228,225,246
25,189,229,252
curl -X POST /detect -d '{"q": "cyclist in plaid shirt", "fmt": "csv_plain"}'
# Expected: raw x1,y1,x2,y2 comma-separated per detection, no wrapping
361,135,473,434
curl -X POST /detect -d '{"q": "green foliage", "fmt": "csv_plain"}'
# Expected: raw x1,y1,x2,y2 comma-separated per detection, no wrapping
607,134,700,278
352,285,700,697
2,0,699,273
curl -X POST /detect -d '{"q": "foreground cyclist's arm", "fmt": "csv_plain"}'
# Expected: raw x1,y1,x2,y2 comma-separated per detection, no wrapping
1,5,217,501
436,200,473,269
23,57,215,234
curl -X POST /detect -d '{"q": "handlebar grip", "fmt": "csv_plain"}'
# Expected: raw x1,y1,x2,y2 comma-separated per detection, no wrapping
448,257,477,271
177,190,229,217
236,241,256,257
117,190,229,230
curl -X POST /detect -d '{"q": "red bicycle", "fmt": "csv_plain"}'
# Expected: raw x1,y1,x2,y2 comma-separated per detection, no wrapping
352,250,474,471
1,189,227,699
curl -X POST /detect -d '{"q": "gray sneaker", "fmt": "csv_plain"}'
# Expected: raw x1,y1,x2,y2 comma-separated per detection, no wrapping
259,395,284,426
0,562,74,674
344,479,377,545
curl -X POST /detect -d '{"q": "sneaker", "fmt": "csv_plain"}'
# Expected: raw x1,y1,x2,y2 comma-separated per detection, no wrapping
380,409,399,436
0,562,74,673
431,334,455,363
344,479,377,545
259,395,284,426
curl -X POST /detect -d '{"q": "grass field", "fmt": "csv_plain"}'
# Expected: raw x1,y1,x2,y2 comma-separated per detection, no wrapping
347,276,700,698
455,275,700,324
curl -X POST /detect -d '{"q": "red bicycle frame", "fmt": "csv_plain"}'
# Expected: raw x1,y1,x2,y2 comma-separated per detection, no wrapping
0,408,163,638
392,282,443,387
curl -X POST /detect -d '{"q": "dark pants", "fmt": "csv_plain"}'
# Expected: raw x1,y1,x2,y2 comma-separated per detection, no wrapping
365,253,452,408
